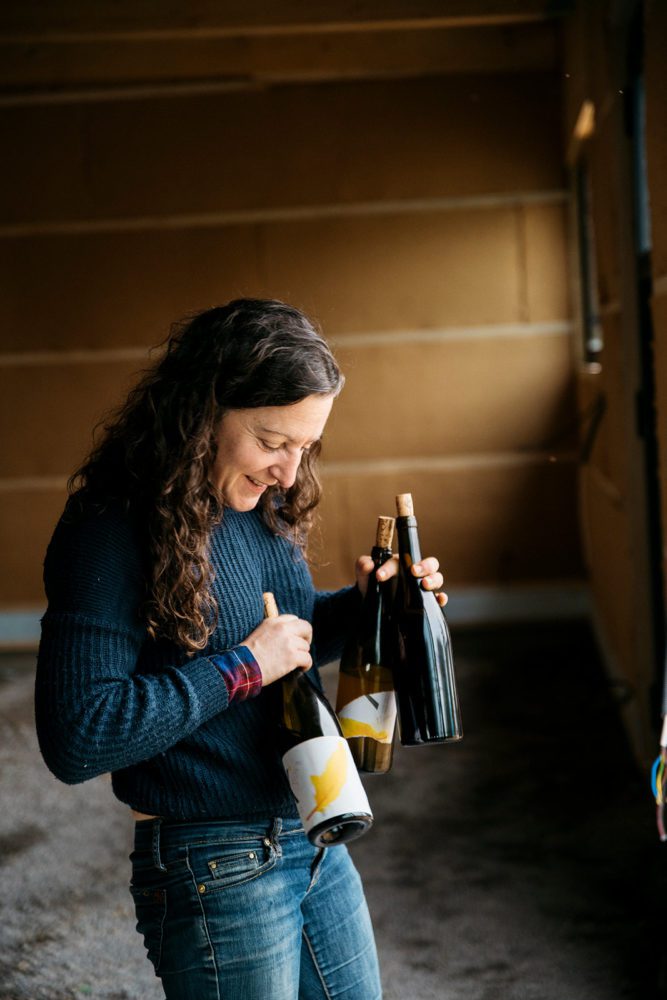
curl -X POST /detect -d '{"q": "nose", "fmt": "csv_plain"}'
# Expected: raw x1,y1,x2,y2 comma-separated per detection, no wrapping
269,451,302,490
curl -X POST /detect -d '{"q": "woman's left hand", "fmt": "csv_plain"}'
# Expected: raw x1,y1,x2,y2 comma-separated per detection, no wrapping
354,554,448,607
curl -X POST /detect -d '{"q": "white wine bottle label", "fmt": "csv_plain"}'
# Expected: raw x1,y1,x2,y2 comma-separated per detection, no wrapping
338,691,397,744
283,735,372,835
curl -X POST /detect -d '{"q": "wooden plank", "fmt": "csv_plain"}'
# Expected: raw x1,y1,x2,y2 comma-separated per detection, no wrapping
0,359,144,477
0,460,581,606
0,331,575,477
264,208,523,335
324,331,575,461
0,74,563,226
0,488,67,605
0,224,263,351
524,202,569,323
312,459,582,590
0,207,524,352
0,1,571,40
0,23,559,91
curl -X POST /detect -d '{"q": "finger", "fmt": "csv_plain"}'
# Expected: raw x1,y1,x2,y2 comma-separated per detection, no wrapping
420,572,444,591
376,554,399,581
276,613,298,622
293,621,313,644
411,556,440,577
355,555,375,577
436,592,449,607
294,651,313,671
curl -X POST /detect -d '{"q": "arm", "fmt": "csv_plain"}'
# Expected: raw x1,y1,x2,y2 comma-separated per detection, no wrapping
35,501,233,783
36,500,313,785
36,612,233,784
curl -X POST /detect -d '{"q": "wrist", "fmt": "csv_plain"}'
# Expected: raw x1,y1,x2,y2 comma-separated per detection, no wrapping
209,646,263,703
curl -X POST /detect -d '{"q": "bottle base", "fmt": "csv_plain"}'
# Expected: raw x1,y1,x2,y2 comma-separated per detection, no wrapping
399,733,463,747
307,813,373,847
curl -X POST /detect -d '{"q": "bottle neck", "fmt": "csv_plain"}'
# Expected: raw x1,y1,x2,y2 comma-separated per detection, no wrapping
396,516,422,568
371,545,393,569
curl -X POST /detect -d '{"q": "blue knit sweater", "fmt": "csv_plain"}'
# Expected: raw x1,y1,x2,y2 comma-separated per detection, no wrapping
35,498,360,821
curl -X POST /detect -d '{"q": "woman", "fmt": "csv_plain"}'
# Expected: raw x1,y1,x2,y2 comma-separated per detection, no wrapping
35,298,446,1000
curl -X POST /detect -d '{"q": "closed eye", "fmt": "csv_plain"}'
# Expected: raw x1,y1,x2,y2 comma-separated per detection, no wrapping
258,438,319,455
259,440,282,453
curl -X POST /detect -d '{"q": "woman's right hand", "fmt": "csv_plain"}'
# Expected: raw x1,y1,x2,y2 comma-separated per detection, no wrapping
243,614,313,686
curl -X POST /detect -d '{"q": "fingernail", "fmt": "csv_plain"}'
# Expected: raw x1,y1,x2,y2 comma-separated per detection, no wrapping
377,570,386,580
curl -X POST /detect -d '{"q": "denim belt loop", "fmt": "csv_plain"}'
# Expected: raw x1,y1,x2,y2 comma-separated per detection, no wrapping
151,817,168,872
269,817,283,857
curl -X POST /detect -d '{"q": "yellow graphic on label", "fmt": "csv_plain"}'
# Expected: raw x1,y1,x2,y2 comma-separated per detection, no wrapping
337,691,396,745
306,740,348,820
339,717,389,742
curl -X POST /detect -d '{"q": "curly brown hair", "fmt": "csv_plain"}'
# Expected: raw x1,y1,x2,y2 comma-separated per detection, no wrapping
68,299,344,652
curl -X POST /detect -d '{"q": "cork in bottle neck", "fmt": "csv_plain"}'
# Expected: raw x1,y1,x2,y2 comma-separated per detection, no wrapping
263,592,279,619
375,516,395,549
395,493,414,517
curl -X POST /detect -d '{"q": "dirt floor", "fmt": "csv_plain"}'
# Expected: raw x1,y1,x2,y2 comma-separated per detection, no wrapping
1,622,665,999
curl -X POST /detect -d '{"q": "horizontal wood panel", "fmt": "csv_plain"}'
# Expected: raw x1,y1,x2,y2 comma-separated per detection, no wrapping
1,206,537,351
524,202,569,323
1,459,582,606
312,460,583,590
0,332,574,477
0,24,558,90
0,0,569,36
0,224,263,351
0,488,67,605
1,74,563,226
0,359,144,477
325,332,575,461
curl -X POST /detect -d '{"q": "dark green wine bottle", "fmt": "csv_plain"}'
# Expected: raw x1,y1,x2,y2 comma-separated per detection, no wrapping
263,593,373,847
336,516,397,773
392,495,463,746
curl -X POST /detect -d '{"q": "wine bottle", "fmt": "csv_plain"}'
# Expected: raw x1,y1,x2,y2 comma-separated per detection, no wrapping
392,494,463,745
263,593,373,847
336,516,397,773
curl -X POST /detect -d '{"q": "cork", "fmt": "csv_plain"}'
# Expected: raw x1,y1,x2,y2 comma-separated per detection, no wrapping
395,493,414,517
263,592,279,619
375,516,395,549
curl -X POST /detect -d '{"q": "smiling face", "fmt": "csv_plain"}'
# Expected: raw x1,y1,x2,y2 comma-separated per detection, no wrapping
211,393,335,511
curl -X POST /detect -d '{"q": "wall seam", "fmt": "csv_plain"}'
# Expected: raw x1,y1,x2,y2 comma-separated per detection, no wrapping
0,190,568,239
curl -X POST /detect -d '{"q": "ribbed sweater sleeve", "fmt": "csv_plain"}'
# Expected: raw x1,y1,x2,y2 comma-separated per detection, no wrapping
312,585,362,666
35,501,230,785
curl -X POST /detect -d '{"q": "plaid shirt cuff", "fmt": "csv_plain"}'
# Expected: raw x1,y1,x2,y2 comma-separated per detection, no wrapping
209,646,263,703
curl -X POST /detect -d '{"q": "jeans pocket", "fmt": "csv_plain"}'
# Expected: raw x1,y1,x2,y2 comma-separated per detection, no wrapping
188,837,277,894
130,885,167,974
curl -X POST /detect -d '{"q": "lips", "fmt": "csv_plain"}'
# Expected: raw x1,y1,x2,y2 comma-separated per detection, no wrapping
245,475,270,492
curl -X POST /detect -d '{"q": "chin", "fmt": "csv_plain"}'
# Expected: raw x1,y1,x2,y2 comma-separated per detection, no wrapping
228,493,262,512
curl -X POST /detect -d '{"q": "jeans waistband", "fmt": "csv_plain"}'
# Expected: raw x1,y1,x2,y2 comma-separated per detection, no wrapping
133,817,305,872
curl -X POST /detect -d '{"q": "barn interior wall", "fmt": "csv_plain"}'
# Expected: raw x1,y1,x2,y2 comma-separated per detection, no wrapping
0,19,582,642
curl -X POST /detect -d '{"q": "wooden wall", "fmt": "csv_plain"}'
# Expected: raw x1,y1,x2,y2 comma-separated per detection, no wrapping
0,18,581,624
563,0,659,759
646,1,667,720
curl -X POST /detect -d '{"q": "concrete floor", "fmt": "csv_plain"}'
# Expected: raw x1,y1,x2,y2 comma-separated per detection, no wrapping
0,622,664,1000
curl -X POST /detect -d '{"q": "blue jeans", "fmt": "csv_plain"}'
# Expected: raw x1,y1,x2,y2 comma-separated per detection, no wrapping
130,817,382,1000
